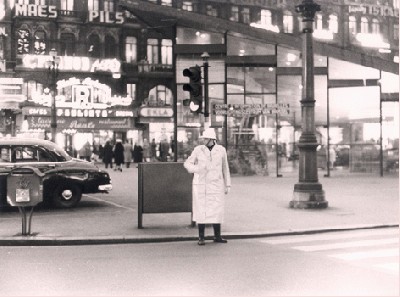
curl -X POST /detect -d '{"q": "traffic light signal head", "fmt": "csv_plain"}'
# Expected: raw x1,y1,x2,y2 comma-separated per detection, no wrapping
182,65,202,114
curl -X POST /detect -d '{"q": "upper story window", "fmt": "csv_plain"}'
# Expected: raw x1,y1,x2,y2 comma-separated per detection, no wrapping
182,1,193,11
349,15,357,35
371,19,380,34
260,10,272,26
149,85,172,106
88,0,99,10
104,35,116,58
231,6,239,22
60,33,75,56
314,14,323,30
127,84,136,100
61,0,74,11
88,34,101,58
161,0,172,5
147,38,159,64
17,28,30,55
104,0,114,12
329,14,338,34
283,11,293,33
16,0,45,4
161,39,172,65
125,36,137,63
206,5,218,17
361,17,369,33
33,30,46,55
394,24,399,40
242,8,250,24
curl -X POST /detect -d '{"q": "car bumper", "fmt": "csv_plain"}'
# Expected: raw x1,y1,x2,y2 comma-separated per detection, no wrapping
98,184,113,191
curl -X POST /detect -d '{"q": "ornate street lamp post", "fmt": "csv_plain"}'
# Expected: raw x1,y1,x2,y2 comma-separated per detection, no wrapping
290,0,328,208
47,48,60,142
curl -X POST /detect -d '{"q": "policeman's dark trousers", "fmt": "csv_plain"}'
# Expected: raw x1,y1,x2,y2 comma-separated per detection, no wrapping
198,223,222,239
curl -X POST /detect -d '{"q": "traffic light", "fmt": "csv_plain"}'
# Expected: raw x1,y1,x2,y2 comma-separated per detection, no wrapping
182,65,202,114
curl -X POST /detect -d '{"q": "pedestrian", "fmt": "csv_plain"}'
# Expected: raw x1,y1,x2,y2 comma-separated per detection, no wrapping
123,140,133,168
184,128,231,246
150,138,157,161
133,142,143,164
142,138,150,162
113,139,124,172
103,140,114,169
79,141,91,162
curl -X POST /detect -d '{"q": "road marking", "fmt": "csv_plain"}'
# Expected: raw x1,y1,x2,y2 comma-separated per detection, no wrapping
329,248,399,260
259,229,399,245
293,238,398,252
85,195,135,211
373,262,399,273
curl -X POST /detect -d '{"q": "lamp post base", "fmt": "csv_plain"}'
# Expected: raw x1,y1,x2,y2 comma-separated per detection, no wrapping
291,183,328,209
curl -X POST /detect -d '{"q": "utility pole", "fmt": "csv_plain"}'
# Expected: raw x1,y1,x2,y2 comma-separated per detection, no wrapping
290,0,328,209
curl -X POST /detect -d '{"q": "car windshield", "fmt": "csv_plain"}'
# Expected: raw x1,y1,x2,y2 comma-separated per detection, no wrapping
43,143,73,162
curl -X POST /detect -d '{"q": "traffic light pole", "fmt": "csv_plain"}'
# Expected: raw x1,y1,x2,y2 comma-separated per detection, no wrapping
202,52,210,127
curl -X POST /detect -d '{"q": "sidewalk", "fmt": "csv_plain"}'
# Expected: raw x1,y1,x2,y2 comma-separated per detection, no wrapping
0,167,398,245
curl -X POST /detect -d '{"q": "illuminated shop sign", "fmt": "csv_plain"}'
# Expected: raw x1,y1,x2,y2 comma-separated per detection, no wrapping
0,78,26,101
139,107,174,118
213,103,290,116
23,107,134,118
25,116,133,130
30,77,132,109
14,4,125,23
22,55,121,73
348,5,399,17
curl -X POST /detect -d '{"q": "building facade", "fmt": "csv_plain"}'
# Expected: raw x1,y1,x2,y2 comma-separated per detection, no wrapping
0,0,398,176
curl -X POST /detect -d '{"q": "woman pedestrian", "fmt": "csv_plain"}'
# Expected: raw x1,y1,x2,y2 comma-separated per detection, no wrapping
123,140,133,168
113,139,124,172
103,140,114,169
184,128,231,246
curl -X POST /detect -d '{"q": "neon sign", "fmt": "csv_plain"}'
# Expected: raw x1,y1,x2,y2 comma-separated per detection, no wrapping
30,77,132,109
21,55,121,73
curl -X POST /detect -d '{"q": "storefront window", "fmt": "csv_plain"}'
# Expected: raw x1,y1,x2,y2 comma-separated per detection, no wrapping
242,8,250,24
231,6,239,22
206,5,218,17
361,17,369,33
371,19,380,34
329,14,338,34
227,34,275,56
104,35,116,58
148,85,172,106
182,1,193,11
176,27,224,45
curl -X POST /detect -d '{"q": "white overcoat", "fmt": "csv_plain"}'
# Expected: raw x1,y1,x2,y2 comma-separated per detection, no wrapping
184,144,231,224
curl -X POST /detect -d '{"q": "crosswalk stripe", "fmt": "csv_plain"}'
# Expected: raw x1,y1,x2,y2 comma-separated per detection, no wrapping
373,262,399,273
260,229,399,245
329,248,398,260
292,238,398,252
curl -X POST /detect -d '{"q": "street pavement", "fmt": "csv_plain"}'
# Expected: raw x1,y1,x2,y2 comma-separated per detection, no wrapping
0,164,398,245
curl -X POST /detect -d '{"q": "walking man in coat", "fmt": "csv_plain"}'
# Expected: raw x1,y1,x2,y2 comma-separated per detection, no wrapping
184,128,231,245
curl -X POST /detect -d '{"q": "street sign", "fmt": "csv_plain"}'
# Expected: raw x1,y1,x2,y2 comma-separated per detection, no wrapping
213,103,290,117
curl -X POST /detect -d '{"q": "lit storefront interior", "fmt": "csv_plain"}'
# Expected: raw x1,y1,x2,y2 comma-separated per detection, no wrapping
175,27,399,176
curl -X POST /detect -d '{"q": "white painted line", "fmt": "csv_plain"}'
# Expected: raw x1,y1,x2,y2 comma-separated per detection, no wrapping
373,262,399,274
293,238,398,252
329,248,399,260
260,229,399,245
85,195,135,211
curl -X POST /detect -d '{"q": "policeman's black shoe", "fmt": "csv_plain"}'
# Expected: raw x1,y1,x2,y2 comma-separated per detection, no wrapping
213,236,228,243
198,238,205,245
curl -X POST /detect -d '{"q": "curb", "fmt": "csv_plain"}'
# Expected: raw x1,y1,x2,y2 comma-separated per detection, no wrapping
0,223,398,246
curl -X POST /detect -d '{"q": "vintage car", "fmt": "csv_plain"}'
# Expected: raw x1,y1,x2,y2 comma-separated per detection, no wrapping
0,138,112,208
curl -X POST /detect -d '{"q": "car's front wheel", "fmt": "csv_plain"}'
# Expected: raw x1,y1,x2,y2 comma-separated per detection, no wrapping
52,183,82,208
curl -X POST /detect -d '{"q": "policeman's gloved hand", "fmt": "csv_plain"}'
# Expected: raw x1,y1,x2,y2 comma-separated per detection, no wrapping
225,186,231,194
